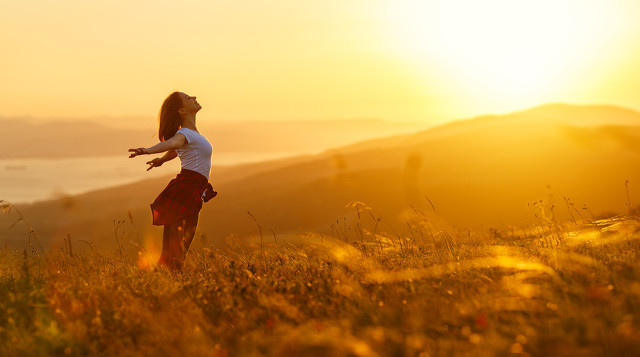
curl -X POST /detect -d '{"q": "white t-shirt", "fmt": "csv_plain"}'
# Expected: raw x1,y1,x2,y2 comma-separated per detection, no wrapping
175,128,213,180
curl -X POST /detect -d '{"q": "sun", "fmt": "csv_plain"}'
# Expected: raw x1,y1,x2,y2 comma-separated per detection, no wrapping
381,0,619,100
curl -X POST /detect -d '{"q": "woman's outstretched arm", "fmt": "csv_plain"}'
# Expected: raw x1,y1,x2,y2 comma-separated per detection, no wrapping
145,150,177,171
129,133,187,158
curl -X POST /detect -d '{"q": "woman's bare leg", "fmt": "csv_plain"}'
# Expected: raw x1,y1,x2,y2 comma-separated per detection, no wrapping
181,214,199,256
157,225,175,269
157,214,199,272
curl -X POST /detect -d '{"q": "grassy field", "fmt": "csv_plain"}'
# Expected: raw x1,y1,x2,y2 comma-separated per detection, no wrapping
1,201,640,356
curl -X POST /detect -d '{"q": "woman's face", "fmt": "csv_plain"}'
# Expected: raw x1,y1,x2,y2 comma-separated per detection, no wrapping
179,92,202,114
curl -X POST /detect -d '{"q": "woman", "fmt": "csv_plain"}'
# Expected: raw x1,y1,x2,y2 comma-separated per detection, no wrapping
129,91,216,272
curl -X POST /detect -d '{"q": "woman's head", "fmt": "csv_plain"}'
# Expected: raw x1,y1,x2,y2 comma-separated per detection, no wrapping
158,91,202,141
180,92,201,116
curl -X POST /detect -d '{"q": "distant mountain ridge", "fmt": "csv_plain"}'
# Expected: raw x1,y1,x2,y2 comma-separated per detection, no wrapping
327,103,640,155
516,103,640,125
0,118,429,159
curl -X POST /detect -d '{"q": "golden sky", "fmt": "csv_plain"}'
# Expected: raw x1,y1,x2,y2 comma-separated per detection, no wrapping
2,0,640,125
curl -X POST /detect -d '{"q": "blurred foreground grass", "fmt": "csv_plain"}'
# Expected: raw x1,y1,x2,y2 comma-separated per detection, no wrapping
1,205,640,356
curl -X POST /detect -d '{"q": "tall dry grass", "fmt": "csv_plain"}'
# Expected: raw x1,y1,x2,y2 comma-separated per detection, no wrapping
1,199,640,356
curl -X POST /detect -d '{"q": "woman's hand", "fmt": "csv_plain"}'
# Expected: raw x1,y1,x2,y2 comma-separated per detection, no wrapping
128,148,147,158
145,158,164,171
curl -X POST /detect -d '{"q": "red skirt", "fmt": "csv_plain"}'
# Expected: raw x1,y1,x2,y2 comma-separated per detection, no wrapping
150,169,216,226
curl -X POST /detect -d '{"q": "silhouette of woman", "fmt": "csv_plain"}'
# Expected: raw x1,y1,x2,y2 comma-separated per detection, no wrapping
129,91,216,272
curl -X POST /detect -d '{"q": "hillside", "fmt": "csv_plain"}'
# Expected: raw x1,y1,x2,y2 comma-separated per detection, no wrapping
327,103,640,155
1,103,639,250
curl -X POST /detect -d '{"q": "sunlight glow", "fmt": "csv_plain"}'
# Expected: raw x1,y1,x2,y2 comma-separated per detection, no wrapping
383,0,624,101
137,233,160,270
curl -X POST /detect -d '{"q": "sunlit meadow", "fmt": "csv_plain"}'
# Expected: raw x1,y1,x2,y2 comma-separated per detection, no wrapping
3,0,640,355
1,199,639,356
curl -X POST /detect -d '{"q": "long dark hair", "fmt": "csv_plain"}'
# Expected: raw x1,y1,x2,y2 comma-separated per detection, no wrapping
158,91,182,141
